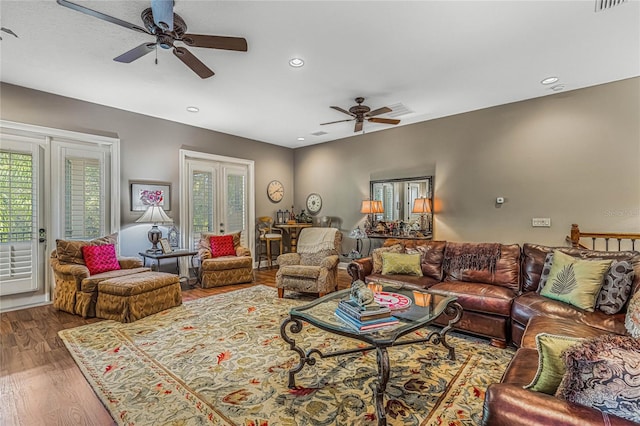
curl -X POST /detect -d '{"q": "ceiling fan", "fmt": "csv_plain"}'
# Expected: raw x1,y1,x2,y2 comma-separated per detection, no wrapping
57,0,247,79
320,97,401,133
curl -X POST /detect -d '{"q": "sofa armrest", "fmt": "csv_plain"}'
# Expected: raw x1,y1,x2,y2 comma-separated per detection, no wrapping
320,254,339,270
236,245,251,257
347,257,373,282
482,383,637,426
118,256,143,269
277,253,301,266
50,257,90,280
198,247,212,261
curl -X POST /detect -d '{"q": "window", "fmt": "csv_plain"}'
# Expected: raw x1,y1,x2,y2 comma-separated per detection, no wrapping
64,157,102,239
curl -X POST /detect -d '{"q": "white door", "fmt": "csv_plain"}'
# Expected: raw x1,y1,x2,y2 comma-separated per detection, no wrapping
0,137,45,296
181,150,254,254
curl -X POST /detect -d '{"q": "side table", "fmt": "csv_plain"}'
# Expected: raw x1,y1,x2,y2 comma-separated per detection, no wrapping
138,250,199,288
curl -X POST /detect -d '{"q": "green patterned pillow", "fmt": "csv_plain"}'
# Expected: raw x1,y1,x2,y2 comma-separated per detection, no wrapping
381,252,423,276
540,251,611,312
524,333,584,394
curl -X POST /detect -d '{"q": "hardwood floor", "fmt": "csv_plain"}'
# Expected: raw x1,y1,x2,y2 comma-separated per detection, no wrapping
0,268,352,426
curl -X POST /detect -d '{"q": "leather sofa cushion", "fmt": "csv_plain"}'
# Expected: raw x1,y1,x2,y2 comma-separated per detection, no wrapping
521,243,640,295
500,347,538,387
512,292,628,336
521,315,615,350
364,273,439,289
445,243,521,291
430,281,516,316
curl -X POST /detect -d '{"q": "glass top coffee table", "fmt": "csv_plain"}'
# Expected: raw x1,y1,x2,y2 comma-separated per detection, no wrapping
280,282,463,426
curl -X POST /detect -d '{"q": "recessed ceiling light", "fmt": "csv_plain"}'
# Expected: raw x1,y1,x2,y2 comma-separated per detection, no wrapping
541,76,559,85
297,137,305,141
186,106,199,113
550,84,565,92
289,58,304,68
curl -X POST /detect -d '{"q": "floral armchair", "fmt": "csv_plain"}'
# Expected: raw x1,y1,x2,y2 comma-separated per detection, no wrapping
50,233,148,317
198,231,254,288
276,228,342,298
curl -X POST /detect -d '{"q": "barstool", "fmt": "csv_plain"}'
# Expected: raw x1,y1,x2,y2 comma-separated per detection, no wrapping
257,216,283,269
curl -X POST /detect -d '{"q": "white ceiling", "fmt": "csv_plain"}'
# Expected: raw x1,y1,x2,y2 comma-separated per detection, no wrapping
1,1,639,148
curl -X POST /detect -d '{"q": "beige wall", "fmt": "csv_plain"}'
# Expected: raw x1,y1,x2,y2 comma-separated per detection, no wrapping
293,77,640,251
0,83,294,256
2,78,639,257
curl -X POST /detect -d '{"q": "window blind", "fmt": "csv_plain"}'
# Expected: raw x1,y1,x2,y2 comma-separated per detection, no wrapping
226,173,245,234
0,150,34,280
64,157,103,239
191,170,214,248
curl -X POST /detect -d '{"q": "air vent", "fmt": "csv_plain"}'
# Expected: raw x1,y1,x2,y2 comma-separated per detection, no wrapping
386,103,414,118
595,0,627,12
311,131,328,136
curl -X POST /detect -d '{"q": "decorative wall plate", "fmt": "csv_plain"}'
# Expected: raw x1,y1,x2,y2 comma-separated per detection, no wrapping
374,292,412,311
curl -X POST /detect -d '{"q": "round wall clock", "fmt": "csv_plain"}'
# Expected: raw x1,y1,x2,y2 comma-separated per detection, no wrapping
267,180,284,203
306,193,322,215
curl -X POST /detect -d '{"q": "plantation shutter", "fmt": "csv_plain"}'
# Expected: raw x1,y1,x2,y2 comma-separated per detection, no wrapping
0,150,35,282
191,169,215,249
225,171,245,234
65,157,103,239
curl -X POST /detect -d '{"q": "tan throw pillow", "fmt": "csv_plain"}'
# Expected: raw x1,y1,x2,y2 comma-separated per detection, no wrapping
381,252,423,276
540,251,611,312
524,333,584,394
56,233,118,265
372,244,403,274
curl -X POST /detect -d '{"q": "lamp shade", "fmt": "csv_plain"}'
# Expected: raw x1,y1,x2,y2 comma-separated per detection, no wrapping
361,200,385,214
411,197,431,214
136,205,173,224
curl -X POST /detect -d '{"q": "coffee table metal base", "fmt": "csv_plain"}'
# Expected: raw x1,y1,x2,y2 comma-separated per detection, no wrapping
280,301,463,426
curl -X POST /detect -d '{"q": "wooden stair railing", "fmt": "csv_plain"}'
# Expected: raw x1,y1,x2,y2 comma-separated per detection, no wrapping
568,223,640,251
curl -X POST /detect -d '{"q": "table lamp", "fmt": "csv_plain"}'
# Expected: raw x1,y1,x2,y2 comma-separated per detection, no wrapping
136,204,173,253
361,200,384,233
411,197,432,232
348,226,367,256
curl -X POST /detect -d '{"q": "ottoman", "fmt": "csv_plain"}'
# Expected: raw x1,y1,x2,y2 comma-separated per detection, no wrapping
201,255,254,288
96,271,182,322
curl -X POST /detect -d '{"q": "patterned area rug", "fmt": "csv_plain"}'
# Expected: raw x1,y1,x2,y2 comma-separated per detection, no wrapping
59,285,514,425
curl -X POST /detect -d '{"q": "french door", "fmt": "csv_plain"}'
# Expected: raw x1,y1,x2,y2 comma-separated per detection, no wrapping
180,150,255,255
0,136,45,296
0,121,119,311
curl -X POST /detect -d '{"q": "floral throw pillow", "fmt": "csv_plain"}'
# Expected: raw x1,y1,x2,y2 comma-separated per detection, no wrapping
625,290,640,338
556,334,640,423
536,252,555,293
81,244,121,275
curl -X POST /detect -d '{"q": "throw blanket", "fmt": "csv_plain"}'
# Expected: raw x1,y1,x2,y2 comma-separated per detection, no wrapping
297,227,337,253
443,243,501,273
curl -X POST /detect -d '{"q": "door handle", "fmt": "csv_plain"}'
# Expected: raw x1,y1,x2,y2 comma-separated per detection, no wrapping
39,228,46,243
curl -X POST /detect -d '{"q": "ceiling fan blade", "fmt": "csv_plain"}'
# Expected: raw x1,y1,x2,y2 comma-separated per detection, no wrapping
56,0,149,34
330,106,355,117
354,121,364,132
368,117,401,125
182,34,248,52
173,46,215,79
114,43,157,63
367,106,392,117
150,0,174,31
320,118,355,126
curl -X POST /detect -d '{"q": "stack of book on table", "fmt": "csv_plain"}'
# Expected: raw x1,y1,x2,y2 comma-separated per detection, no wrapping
335,300,399,332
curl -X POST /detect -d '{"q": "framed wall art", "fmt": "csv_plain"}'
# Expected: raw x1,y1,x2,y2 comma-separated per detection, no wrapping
130,181,171,211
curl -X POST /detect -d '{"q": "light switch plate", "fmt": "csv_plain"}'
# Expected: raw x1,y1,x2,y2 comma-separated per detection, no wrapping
532,218,551,227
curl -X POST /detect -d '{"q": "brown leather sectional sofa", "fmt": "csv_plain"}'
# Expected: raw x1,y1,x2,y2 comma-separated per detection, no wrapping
348,239,640,425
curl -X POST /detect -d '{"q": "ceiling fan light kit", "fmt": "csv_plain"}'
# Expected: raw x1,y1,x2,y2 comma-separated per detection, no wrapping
321,97,401,133
56,0,247,79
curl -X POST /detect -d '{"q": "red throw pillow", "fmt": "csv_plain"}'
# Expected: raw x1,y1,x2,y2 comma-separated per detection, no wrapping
81,244,121,275
210,235,236,258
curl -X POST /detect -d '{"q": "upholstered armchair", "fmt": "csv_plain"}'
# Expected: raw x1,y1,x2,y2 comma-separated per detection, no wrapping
50,234,148,317
198,231,254,288
276,228,342,298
